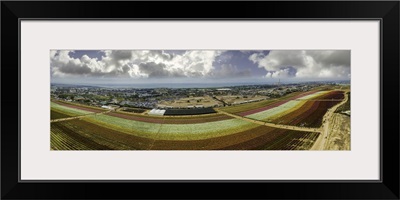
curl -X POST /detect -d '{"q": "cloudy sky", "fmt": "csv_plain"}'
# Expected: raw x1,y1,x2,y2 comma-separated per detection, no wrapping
50,50,350,86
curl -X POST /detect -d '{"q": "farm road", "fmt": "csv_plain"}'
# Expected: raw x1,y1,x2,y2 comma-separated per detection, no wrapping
50,110,112,123
310,90,349,150
215,109,321,133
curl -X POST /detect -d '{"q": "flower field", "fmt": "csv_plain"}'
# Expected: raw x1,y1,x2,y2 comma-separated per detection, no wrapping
245,100,304,121
50,89,346,150
263,131,320,150
106,112,165,123
51,102,93,116
244,91,328,121
106,112,233,124
51,119,152,150
84,114,258,140
218,90,316,114
151,125,287,150
268,91,344,127
236,91,327,116
51,109,72,120
312,90,344,100
51,118,317,150
52,100,107,112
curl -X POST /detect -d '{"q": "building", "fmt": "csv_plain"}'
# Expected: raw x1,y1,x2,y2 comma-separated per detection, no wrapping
216,88,231,91
101,105,119,110
148,109,166,116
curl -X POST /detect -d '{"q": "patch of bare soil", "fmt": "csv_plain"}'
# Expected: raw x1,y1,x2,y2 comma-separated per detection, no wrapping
324,113,350,150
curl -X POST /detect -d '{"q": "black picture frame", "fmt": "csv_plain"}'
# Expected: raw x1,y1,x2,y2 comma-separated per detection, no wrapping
2,1,399,199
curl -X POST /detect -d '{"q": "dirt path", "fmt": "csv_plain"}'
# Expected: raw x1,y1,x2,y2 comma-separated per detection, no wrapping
148,117,166,150
215,109,321,133
50,110,112,123
324,113,350,150
310,90,349,150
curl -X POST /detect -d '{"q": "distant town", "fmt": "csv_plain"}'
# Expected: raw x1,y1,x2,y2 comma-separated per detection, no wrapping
51,81,349,112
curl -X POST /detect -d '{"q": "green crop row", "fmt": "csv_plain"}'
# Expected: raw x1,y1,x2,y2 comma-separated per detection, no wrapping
51,102,92,116
84,114,257,140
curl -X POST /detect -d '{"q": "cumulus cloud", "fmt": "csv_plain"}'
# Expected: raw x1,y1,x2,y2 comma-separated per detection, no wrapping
264,66,297,78
50,50,350,81
50,50,224,79
51,50,96,77
137,62,185,78
249,50,350,79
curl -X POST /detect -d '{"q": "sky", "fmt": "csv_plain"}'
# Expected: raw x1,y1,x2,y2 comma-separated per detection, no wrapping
50,50,350,86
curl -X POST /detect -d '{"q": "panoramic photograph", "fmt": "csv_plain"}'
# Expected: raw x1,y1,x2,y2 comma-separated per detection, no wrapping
50,50,350,150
